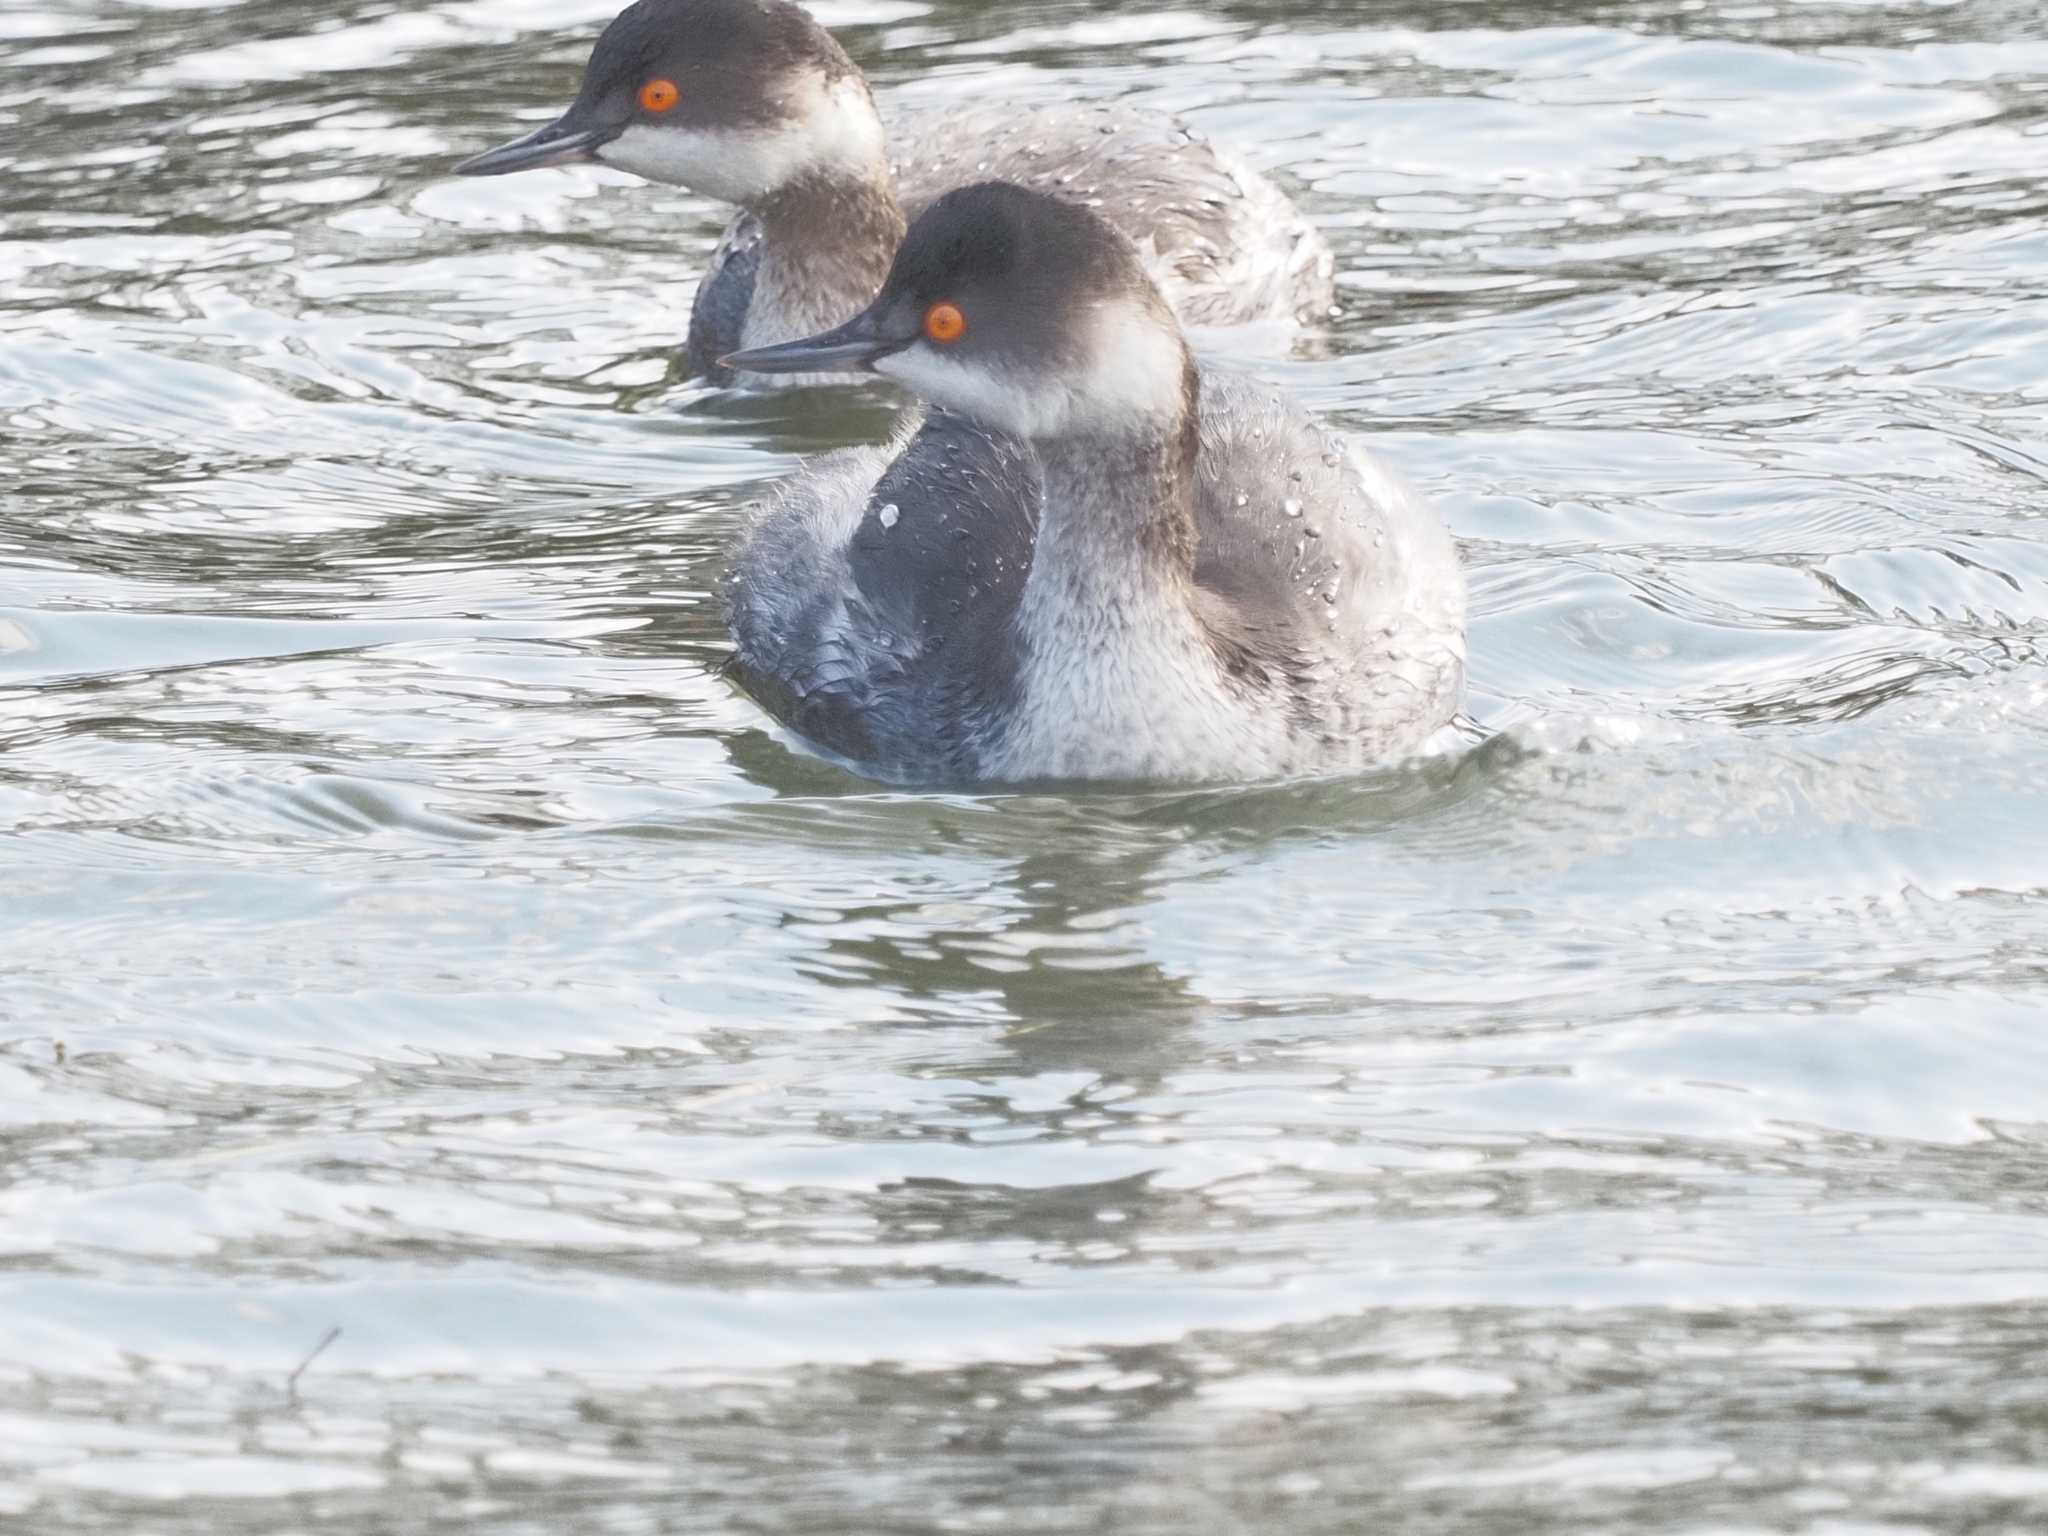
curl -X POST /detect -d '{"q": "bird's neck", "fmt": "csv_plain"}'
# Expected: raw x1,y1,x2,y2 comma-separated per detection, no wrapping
993,364,1261,781
1021,369,1204,629
742,170,906,348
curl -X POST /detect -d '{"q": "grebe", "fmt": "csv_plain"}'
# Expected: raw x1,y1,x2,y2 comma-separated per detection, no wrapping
719,182,1463,783
454,0,1336,387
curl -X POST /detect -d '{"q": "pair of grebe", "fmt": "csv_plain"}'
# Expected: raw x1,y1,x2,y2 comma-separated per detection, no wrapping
456,0,1464,784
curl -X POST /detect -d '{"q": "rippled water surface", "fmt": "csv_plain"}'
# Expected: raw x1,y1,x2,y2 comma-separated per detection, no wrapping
5,0,2048,1528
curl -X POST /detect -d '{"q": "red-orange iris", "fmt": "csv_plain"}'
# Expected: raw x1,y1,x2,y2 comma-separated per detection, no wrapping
639,78,680,113
923,301,967,344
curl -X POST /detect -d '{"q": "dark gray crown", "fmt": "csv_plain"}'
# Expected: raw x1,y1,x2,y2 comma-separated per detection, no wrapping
883,181,1150,314
579,0,855,130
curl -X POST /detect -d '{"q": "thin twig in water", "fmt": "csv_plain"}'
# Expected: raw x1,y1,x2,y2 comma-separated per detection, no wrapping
286,1326,342,1403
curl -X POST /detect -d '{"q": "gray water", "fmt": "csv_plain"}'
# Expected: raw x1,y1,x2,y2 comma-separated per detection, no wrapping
4,0,2048,1529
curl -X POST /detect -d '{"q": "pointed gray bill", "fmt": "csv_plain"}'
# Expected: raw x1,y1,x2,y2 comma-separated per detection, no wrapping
721,312,908,375
454,117,614,176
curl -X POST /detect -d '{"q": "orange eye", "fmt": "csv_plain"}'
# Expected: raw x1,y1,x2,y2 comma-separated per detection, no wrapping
639,78,680,113
923,301,966,344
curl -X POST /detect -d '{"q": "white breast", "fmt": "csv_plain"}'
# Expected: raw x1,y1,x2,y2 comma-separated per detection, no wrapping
979,535,1294,783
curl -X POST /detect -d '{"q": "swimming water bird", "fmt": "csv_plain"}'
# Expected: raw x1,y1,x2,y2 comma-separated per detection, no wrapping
719,182,1465,784
453,0,1335,386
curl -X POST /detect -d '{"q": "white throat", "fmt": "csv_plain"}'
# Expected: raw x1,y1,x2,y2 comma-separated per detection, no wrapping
598,73,888,202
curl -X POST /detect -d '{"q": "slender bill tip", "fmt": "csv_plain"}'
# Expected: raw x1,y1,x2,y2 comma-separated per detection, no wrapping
453,121,609,177
720,318,902,376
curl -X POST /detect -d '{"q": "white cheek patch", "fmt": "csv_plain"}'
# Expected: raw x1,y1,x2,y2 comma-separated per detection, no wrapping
599,74,885,202
1081,302,1189,430
876,347,1072,440
602,121,831,203
874,303,1189,442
